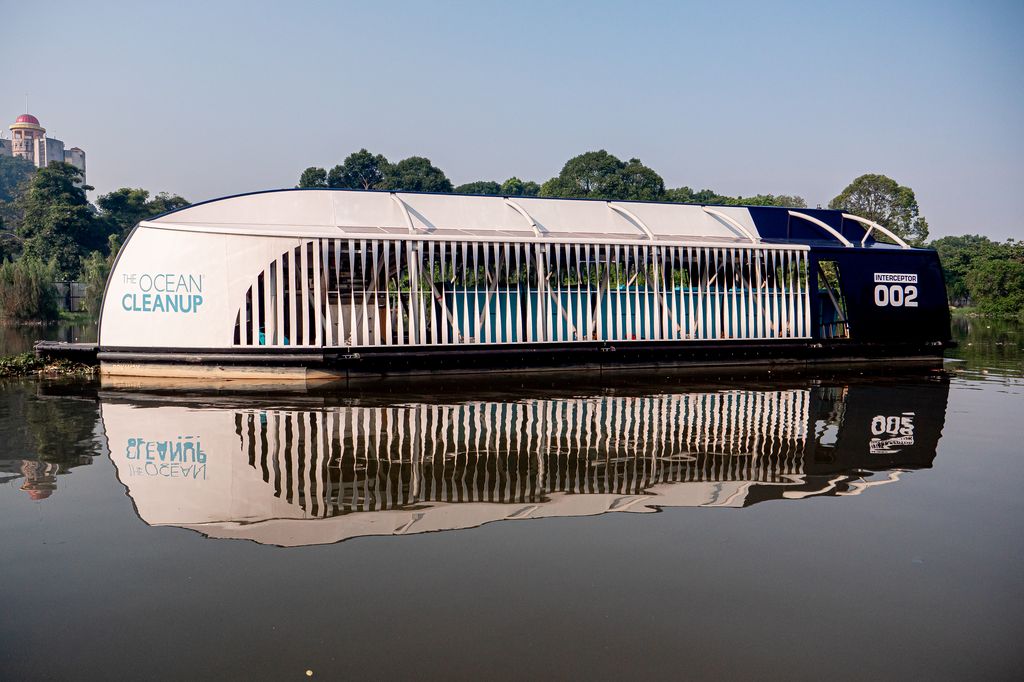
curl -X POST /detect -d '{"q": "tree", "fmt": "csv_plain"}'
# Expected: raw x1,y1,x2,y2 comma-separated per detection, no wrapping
500,177,541,197
541,152,666,201
735,194,807,208
541,150,627,199
381,156,453,193
0,155,35,204
81,247,113,317
454,180,501,195
665,187,806,207
0,258,58,321
97,188,189,240
965,256,1024,318
327,149,390,190
298,166,327,188
0,156,36,243
930,234,1000,304
618,158,665,201
147,192,190,216
829,173,929,245
16,163,104,279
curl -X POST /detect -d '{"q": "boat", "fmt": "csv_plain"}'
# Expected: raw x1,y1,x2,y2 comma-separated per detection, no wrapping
93,188,953,380
101,375,949,546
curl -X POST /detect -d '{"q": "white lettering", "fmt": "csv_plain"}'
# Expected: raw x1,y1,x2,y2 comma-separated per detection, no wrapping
874,273,918,284
875,284,920,308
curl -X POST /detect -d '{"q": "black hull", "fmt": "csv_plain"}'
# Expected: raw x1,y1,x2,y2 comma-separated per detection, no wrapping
79,338,953,381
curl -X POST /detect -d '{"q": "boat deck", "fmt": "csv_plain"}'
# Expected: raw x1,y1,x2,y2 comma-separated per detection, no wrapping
35,341,100,364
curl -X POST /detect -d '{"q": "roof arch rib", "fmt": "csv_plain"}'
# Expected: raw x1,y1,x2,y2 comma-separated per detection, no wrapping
390,193,418,234
503,198,545,237
841,213,910,249
788,210,852,247
701,207,760,243
607,202,654,240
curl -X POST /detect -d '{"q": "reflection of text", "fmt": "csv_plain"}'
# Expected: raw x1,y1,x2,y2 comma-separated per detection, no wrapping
870,413,915,454
124,462,207,480
124,437,207,479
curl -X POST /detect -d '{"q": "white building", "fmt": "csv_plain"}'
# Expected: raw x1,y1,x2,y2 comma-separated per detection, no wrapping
0,113,86,181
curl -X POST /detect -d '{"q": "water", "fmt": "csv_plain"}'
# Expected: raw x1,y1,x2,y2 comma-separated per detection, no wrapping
2,320,1022,680
0,320,97,355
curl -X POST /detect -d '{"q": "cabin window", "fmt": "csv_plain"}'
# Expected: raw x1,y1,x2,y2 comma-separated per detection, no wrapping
816,260,850,339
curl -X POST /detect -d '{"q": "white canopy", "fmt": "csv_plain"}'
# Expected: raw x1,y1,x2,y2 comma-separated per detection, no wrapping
145,189,764,244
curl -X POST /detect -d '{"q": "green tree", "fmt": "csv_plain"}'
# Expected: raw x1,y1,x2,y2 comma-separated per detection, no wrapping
81,238,120,317
500,177,541,197
541,150,628,199
665,187,806,207
735,194,807,208
965,256,1024,318
0,156,35,245
454,180,501,195
298,166,327,188
930,234,1000,304
618,158,665,201
0,155,35,204
327,149,390,190
16,163,104,279
146,191,190,216
97,188,189,240
0,258,58,322
829,173,929,245
665,186,731,204
0,224,12,262
382,156,453,193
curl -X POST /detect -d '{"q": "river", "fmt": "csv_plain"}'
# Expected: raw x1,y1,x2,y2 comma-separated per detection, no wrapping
1,318,1021,679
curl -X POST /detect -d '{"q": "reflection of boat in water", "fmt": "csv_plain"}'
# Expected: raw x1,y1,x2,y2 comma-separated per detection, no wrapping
102,376,948,546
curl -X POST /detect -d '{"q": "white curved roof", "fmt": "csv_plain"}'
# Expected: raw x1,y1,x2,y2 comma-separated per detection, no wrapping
145,189,765,245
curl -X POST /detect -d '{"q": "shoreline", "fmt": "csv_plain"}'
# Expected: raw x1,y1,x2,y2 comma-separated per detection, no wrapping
0,352,97,379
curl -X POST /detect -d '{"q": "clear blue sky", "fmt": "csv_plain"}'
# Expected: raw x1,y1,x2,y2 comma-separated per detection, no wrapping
3,0,1021,239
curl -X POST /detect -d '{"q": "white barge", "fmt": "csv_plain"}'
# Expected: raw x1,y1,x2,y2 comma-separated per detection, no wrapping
94,189,953,380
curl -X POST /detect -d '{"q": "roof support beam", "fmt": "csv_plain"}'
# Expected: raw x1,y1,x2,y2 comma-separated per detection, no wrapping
788,210,853,247
841,213,910,249
504,198,544,237
390,193,417,234
607,202,654,240
701,207,760,243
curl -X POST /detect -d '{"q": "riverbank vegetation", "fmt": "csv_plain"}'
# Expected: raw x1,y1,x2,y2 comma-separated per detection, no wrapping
0,156,188,321
0,258,59,321
0,351,96,378
932,236,1024,317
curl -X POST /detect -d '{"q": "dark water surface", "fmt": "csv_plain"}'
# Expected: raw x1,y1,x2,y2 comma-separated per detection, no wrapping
2,320,1022,680
0,320,97,355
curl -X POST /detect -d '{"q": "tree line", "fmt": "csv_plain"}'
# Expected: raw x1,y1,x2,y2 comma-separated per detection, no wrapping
299,148,811,212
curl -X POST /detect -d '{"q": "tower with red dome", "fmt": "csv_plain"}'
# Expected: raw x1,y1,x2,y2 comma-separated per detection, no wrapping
0,112,86,181
9,113,45,160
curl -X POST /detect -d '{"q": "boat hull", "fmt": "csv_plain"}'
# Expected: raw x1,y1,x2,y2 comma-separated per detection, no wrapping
95,339,949,382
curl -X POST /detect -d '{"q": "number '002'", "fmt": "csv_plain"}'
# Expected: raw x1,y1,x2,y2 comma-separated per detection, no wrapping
874,284,918,307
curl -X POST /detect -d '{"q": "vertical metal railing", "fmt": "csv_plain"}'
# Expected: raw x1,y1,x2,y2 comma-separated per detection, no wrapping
233,240,812,348
237,389,812,514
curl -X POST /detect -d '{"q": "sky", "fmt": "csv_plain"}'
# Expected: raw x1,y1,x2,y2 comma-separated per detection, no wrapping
2,0,1021,239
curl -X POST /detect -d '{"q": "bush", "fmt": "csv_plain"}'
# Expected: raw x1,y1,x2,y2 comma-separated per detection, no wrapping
0,258,59,322
0,352,44,377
